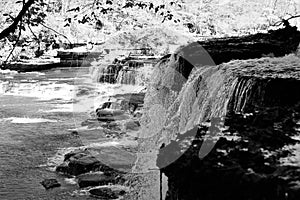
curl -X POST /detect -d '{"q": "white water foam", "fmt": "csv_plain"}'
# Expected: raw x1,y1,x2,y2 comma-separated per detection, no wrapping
1,117,57,124
0,69,18,74
86,139,138,148
0,81,75,101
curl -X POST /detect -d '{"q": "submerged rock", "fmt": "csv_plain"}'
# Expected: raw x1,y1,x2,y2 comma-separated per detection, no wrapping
96,109,130,122
40,179,61,190
77,173,117,188
89,187,125,199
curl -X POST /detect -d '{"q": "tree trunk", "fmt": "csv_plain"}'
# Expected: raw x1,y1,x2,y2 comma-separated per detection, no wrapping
0,0,35,40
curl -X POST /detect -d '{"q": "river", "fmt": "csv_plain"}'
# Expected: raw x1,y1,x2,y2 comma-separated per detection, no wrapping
0,67,102,199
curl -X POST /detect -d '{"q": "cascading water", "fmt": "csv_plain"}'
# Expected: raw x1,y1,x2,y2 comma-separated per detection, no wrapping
144,54,300,150
116,68,136,85
95,58,156,86
97,64,121,84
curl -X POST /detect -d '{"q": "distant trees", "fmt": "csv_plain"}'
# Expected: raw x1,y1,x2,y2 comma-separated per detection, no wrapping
0,0,299,46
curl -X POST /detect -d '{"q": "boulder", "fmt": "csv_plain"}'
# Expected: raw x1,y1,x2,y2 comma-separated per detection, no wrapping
56,152,102,176
56,150,122,176
67,155,102,176
40,179,61,190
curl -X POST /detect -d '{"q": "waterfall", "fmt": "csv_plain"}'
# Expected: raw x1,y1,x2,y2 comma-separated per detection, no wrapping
97,64,121,84
116,63,155,86
139,54,300,154
228,76,300,113
150,55,300,200
157,65,234,144
116,68,136,85
92,58,156,86
228,76,259,113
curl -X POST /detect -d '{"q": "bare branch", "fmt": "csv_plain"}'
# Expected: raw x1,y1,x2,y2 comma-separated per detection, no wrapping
40,23,72,45
285,14,300,21
5,20,23,63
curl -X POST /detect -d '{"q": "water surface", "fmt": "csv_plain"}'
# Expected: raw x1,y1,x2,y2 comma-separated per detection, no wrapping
0,67,96,200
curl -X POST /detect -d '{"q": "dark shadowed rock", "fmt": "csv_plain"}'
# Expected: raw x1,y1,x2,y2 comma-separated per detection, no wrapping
56,162,70,174
66,155,102,176
40,179,61,190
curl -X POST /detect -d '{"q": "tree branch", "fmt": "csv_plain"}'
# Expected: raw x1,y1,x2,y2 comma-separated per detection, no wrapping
272,14,300,27
285,14,300,21
0,0,35,40
5,23,23,63
40,23,72,45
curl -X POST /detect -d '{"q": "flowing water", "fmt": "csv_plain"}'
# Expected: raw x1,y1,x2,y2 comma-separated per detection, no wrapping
0,67,100,200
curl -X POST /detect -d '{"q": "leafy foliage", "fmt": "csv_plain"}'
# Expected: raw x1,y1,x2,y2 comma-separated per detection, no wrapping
25,0,48,27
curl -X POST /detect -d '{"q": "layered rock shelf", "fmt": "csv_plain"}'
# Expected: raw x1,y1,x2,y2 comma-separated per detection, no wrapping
56,50,103,67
